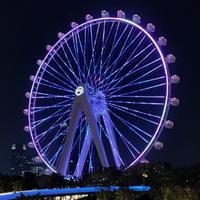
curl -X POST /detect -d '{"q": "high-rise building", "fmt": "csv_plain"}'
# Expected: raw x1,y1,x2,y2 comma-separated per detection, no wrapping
10,144,46,176
28,158,46,176
10,144,29,176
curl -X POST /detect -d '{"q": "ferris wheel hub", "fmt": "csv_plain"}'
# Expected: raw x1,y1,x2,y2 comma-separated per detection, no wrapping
75,86,84,96
92,91,107,116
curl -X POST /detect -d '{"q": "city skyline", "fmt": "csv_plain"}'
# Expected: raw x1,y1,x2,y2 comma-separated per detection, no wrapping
1,0,199,174
10,143,45,176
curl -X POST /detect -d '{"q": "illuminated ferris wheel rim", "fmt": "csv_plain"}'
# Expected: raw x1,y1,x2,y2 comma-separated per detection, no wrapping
29,17,169,173
25,11,179,175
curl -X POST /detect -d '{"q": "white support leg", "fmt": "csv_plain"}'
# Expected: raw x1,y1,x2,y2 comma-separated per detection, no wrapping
74,127,92,177
103,111,124,169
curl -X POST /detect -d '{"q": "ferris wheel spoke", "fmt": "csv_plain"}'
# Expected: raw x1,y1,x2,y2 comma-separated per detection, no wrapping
31,98,71,113
62,39,83,83
38,76,74,92
42,116,70,150
97,120,125,166
33,94,72,99
123,34,147,62
110,102,160,125
49,145,63,167
104,46,157,91
108,102,161,119
32,112,66,133
31,103,71,129
85,24,94,84
32,101,71,114
47,49,78,86
31,105,69,118
102,57,161,93
109,84,162,97
100,23,127,82
44,146,62,167
93,21,116,85
34,91,72,97
83,25,88,83
109,64,163,95
133,42,153,60
108,29,141,68
100,21,122,82
75,30,87,82
35,81,72,94
42,127,67,154
72,32,83,82
83,24,92,85
35,106,71,138
35,121,66,142
35,78,74,94
108,76,165,94
113,83,166,97
108,107,152,141
128,63,163,85
98,20,106,87
105,114,140,158
35,108,71,142
109,99,164,106
32,109,68,129
98,26,134,85
105,119,138,159
109,102,159,125
88,22,101,87
105,47,157,91
109,94,165,99
59,42,81,86
129,76,165,86
97,28,141,87
86,23,100,87
63,38,81,71
41,62,76,90
49,53,79,88
104,35,147,89
116,131,138,160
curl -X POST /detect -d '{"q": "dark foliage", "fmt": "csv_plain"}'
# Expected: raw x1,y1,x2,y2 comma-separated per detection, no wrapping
0,164,200,199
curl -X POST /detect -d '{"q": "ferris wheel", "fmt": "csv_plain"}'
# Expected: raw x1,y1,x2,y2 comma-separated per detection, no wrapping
24,10,180,177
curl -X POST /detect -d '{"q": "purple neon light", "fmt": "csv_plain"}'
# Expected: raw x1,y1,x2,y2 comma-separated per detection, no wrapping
28,16,170,173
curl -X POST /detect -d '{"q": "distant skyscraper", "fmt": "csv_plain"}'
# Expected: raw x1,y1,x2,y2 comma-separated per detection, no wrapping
10,144,46,176
28,158,46,176
10,144,29,176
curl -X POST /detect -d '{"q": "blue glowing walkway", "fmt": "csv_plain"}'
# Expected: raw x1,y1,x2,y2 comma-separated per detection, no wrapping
0,186,151,200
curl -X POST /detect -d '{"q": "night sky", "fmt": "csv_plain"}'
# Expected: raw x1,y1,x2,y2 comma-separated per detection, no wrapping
1,0,199,174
